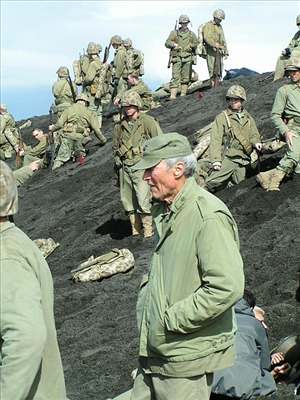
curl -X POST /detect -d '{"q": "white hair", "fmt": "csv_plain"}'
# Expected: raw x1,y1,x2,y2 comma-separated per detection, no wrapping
164,154,197,177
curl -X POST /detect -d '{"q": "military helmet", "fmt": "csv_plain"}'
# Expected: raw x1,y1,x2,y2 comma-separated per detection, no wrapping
111,35,122,45
179,14,190,24
213,9,225,20
0,161,18,217
121,91,142,108
285,57,300,71
226,85,247,101
56,66,69,78
87,42,102,55
296,14,300,25
123,38,132,47
76,93,90,104
0,103,7,111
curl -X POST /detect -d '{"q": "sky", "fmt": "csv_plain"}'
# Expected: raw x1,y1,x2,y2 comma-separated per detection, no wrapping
1,0,300,120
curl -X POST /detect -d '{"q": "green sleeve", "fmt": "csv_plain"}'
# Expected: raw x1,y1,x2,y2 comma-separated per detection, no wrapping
4,129,18,148
145,117,163,138
203,23,217,48
27,138,47,157
209,114,225,163
52,109,68,132
164,213,244,333
165,30,177,49
271,87,288,136
114,49,126,79
13,165,34,186
220,26,228,55
191,31,199,48
249,115,261,144
0,258,47,399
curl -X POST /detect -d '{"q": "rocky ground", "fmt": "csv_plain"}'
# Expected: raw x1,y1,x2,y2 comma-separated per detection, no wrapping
16,73,299,399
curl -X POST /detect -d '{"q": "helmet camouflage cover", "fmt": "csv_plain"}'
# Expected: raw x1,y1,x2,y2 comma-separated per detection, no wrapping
121,91,142,108
111,35,122,45
296,14,300,25
285,56,300,71
179,14,190,24
123,38,133,47
56,66,69,77
76,93,90,104
226,85,247,101
87,42,102,55
213,9,225,20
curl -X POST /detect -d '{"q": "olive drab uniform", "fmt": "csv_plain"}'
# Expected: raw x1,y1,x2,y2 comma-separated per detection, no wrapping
205,109,261,192
52,78,76,119
51,101,106,169
112,113,162,215
22,136,48,166
0,111,19,160
274,17,300,81
165,27,198,90
202,20,228,81
112,44,128,98
125,46,144,77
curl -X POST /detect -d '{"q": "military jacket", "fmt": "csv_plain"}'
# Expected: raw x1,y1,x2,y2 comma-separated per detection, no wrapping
210,109,261,163
0,113,18,148
113,113,162,166
126,81,153,111
125,47,143,76
53,103,103,142
137,178,244,376
83,57,107,97
24,136,48,158
112,45,127,79
165,28,198,62
52,78,76,108
271,82,300,136
0,221,67,399
288,29,300,51
203,21,228,55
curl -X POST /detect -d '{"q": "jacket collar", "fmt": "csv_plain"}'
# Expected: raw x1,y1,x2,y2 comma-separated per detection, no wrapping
0,220,14,233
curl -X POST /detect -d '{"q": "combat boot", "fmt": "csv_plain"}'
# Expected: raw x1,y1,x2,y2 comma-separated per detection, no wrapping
256,169,275,190
141,214,153,238
267,169,286,191
169,88,177,100
180,84,188,97
129,213,143,236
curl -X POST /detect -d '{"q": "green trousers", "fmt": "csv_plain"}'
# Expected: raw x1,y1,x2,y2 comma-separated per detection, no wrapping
130,369,213,400
206,47,224,79
205,157,246,192
119,165,152,214
277,128,300,174
170,59,192,89
23,154,40,166
55,132,84,164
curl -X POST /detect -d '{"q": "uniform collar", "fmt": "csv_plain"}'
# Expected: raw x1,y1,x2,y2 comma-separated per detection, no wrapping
0,220,14,233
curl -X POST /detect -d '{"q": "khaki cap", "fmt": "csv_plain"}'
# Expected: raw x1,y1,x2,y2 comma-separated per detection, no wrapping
134,132,192,170
0,161,18,217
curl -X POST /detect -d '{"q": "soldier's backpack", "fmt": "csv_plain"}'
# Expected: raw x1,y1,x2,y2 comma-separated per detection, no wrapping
71,248,134,282
196,23,207,58
133,49,144,76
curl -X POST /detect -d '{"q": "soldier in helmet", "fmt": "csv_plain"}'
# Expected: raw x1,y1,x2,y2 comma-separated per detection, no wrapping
49,93,106,170
205,85,262,192
123,38,144,78
274,15,300,81
73,42,94,86
52,66,77,120
0,104,21,161
110,35,128,99
82,42,106,135
112,91,162,237
165,14,198,100
257,58,300,191
202,9,229,87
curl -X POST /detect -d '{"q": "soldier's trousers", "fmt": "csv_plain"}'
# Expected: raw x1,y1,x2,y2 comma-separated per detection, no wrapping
23,154,40,166
130,368,213,400
206,47,224,79
88,95,103,129
277,128,300,174
55,133,84,164
119,165,152,214
205,157,246,192
170,59,192,89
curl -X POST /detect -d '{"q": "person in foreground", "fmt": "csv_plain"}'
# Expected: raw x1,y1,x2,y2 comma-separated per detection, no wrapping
0,160,67,399
129,132,244,400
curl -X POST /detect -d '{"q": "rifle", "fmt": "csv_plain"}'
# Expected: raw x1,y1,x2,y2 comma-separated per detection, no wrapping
46,130,57,169
67,74,77,102
103,42,111,63
167,20,178,69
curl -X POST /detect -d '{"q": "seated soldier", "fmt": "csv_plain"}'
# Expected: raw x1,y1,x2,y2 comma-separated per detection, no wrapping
205,85,262,192
19,128,48,166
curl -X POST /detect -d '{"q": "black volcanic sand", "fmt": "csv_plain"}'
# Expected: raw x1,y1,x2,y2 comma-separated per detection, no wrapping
16,73,299,399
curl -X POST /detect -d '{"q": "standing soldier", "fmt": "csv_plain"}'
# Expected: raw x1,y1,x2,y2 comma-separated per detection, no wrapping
202,9,228,87
205,85,262,192
257,58,300,191
123,38,144,77
52,66,77,120
0,104,20,161
110,35,127,100
112,92,162,237
73,43,92,86
49,93,106,170
274,15,300,81
165,15,198,100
